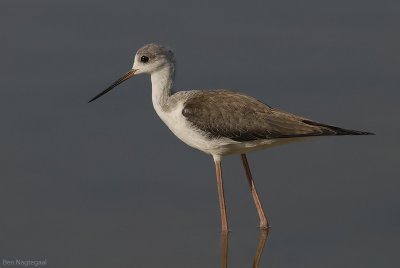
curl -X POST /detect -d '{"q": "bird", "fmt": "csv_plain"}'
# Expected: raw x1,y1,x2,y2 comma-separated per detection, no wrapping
88,43,373,232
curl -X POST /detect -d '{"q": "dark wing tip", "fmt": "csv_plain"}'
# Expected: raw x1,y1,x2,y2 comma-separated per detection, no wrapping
357,131,375,135
302,120,375,136
342,130,375,135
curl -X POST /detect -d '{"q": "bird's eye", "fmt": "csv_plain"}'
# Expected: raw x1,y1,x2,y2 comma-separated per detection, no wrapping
140,56,149,63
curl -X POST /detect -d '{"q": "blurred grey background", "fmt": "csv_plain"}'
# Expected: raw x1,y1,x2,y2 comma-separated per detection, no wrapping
0,0,399,267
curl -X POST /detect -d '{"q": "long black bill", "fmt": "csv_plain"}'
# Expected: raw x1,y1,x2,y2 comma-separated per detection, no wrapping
88,69,136,103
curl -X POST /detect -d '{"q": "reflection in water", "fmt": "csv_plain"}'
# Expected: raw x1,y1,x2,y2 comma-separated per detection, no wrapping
221,232,229,268
220,229,270,268
252,229,269,268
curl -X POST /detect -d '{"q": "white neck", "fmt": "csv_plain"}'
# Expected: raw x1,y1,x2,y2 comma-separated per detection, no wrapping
151,64,175,111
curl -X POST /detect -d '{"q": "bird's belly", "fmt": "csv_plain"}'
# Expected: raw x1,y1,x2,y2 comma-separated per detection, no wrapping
164,118,298,156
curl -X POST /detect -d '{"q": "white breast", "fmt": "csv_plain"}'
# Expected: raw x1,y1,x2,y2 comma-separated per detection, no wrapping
153,101,222,153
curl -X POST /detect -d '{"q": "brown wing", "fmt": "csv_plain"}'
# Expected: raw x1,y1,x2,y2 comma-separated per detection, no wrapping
182,90,372,142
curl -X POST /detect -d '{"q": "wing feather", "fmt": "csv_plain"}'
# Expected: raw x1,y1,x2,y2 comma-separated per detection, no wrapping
181,90,371,141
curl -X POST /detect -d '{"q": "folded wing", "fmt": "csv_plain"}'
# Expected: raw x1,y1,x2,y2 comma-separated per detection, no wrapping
182,90,372,142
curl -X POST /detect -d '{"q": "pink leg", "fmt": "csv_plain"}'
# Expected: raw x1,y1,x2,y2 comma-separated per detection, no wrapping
215,159,229,232
241,154,269,229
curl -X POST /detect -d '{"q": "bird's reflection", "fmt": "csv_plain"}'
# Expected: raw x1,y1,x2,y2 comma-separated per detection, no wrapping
220,229,270,268
220,232,229,268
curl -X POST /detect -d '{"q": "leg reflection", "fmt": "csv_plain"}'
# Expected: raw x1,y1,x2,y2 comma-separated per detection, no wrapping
220,229,269,268
253,229,269,268
220,232,229,268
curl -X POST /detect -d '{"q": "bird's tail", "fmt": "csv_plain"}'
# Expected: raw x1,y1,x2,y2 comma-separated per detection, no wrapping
302,120,375,136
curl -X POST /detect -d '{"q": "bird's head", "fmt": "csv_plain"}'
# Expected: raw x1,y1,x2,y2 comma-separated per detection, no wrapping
88,43,175,103
133,43,175,75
